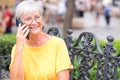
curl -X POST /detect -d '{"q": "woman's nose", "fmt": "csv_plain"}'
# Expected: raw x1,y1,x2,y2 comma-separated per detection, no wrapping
31,18,37,24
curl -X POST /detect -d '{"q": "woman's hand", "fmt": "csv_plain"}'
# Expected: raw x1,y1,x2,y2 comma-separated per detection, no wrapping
16,24,29,47
58,69,70,80
10,24,29,80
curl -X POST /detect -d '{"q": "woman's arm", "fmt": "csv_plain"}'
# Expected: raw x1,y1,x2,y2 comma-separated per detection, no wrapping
10,24,29,80
58,69,70,80
10,45,24,80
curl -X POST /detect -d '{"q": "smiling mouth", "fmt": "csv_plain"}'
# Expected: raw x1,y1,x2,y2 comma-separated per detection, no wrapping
29,26,39,30
29,27,36,30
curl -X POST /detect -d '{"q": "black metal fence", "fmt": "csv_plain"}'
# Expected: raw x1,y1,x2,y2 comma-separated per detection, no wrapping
0,55,10,79
47,27,120,80
0,27,120,80
65,30,120,80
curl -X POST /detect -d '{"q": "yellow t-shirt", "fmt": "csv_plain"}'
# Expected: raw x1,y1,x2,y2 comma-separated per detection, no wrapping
10,36,73,80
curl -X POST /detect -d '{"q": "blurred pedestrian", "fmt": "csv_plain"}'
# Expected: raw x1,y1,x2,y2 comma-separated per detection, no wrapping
0,6,6,34
3,5,13,33
48,2,57,25
93,0,102,27
57,0,66,23
104,3,112,26
43,0,51,23
74,0,85,28
75,1,85,18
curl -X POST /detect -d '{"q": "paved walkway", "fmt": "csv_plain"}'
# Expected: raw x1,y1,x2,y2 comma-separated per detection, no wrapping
71,12,120,40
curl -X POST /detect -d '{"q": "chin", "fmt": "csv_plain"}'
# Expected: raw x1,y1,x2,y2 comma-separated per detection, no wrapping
30,29,41,35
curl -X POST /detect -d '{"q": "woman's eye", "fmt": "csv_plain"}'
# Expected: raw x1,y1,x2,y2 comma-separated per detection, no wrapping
36,16,41,19
25,18,31,21
36,15,41,18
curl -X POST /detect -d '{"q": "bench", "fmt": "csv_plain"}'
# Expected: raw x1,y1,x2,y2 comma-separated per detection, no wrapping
65,30,120,80
0,27,120,80
0,55,10,79
47,28,120,80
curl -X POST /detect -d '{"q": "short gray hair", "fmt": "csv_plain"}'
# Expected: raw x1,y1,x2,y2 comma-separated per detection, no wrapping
15,0,43,19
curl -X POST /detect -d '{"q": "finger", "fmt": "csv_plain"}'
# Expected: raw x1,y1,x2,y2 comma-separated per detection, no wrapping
23,29,29,38
18,24,26,34
20,24,26,30
22,26,29,34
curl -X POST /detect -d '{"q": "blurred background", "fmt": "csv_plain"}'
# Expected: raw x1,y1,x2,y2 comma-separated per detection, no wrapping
0,0,120,79
0,0,120,40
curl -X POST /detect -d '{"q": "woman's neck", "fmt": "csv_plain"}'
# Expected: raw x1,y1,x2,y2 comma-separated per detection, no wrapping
26,32,51,47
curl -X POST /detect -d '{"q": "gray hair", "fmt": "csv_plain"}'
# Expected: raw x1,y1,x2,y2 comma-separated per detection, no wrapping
15,0,43,19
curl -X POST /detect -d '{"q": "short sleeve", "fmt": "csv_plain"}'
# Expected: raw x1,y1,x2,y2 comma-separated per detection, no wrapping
56,38,73,73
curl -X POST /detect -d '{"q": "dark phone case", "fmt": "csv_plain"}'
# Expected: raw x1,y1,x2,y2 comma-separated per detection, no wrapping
16,18,29,39
16,18,22,27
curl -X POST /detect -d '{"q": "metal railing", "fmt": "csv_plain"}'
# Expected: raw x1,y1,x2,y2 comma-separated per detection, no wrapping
65,30,120,80
0,55,10,79
0,27,120,80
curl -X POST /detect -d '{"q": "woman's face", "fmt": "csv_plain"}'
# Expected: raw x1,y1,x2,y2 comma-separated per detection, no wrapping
21,10,42,34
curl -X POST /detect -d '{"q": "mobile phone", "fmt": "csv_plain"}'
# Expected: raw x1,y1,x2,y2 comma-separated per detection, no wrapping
16,18,22,27
16,18,29,39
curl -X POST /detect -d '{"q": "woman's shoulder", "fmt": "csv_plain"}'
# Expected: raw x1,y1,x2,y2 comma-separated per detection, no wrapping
51,36,64,43
51,36,66,46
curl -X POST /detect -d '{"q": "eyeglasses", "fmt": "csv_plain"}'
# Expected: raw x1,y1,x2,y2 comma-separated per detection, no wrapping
22,15,42,24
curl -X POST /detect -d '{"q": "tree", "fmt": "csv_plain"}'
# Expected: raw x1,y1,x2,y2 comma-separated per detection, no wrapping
63,0,75,37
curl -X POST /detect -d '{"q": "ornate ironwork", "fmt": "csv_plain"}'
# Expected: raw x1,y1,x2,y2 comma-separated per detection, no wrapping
47,27,62,38
95,36,120,80
0,28,120,80
65,31,120,80
0,55,10,79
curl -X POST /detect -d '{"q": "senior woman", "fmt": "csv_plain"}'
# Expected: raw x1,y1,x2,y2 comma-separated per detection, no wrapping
9,0,73,80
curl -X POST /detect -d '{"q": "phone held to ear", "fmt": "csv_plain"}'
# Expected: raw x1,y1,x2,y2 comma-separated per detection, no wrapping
16,18,29,39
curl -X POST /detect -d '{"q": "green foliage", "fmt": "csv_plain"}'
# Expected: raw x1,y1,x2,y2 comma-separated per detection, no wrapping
72,39,120,80
113,40,120,54
0,33,16,70
0,34,120,79
99,40,120,55
0,34,16,55
73,56,80,80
